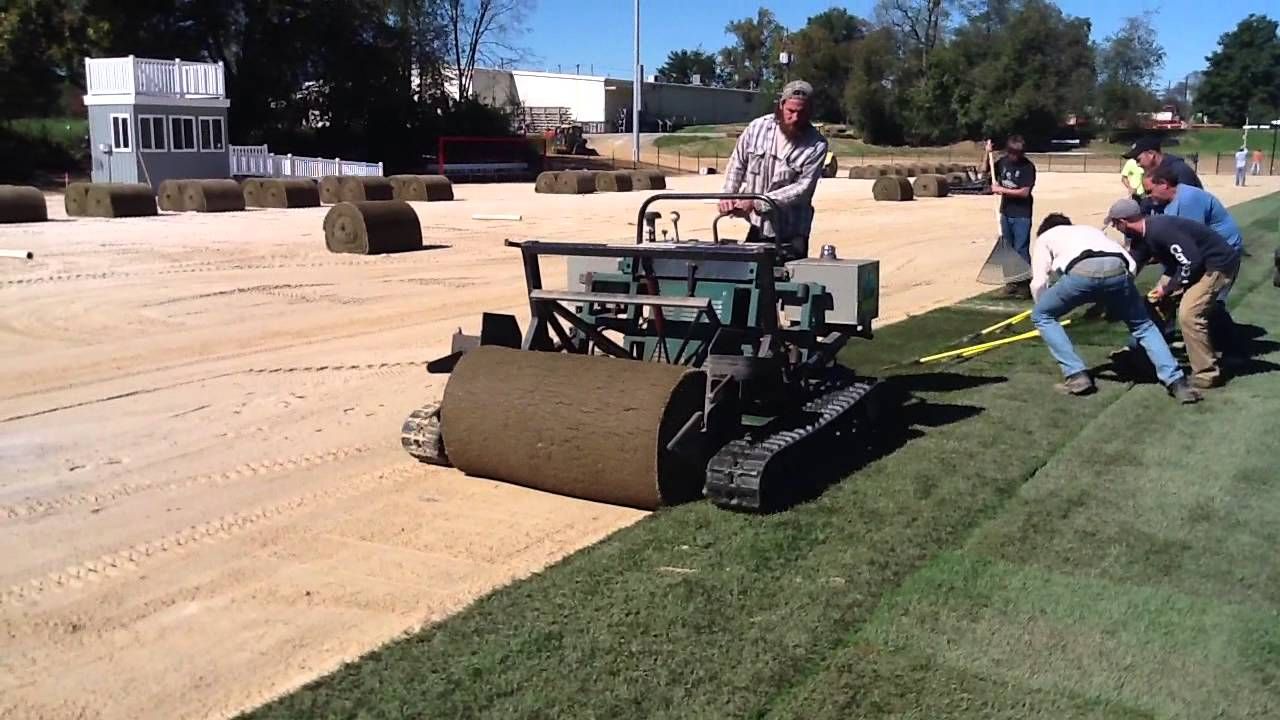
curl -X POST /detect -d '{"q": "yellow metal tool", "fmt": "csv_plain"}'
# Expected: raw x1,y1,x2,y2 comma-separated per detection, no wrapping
919,319,1072,363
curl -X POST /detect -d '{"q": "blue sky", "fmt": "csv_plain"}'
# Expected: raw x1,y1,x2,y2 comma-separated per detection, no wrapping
517,0,1275,88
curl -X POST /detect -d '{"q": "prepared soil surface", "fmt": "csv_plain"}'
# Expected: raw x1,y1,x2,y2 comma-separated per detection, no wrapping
2,173,1275,720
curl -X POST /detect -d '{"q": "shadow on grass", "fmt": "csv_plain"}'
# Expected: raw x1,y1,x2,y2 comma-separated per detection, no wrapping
764,372,1006,512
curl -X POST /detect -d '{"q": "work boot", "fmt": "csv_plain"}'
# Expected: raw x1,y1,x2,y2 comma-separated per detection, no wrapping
1054,371,1095,396
1166,377,1202,404
1192,374,1224,390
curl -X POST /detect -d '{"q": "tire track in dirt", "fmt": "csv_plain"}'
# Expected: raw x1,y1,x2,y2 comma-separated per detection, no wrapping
1,444,379,520
0,463,420,607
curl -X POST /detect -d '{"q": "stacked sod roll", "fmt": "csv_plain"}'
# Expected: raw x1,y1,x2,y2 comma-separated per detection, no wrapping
323,200,422,255
912,174,950,198
389,175,454,202
262,179,321,208
630,170,667,190
241,178,267,207
872,176,914,201
338,176,394,202
183,179,246,213
534,171,560,194
158,179,191,211
554,171,596,194
0,185,48,223
85,183,159,217
595,171,634,192
64,182,92,216
319,175,343,204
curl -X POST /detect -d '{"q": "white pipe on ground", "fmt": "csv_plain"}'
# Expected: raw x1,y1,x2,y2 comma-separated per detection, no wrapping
0,249,34,260
471,214,522,221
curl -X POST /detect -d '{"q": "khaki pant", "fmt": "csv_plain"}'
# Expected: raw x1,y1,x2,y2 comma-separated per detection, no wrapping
1179,270,1233,385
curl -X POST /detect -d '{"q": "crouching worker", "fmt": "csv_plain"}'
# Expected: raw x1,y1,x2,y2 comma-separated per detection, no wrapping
1030,213,1200,402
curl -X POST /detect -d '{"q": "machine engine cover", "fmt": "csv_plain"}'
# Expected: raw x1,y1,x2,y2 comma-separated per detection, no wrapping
784,258,879,328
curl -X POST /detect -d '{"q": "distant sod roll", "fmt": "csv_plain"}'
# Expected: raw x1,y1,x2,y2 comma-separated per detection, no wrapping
64,181,92,216
876,166,894,177
534,171,561,194
554,171,597,194
0,185,48,223
158,179,191,211
390,175,454,202
262,179,321,208
913,174,951,198
338,176,394,202
323,200,422,255
630,170,667,190
319,175,343,204
888,165,908,177
183,179,246,213
595,170,634,192
85,183,159,218
241,178,266,207
872,176,914,201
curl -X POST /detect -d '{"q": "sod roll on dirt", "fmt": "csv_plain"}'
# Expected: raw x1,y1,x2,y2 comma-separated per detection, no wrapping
319,175,342,204
441,346,709,509
390,175,454,202
534,171,561,194
323,200,422,255
554,171,597,194
64,182,92,216
241,178,266,207
262,179,321,208
595,170,634,192
0,185,48,223
631,170,667,190
182,179,246,213
85,183,159,218
158,179,191,211
913,174,951,198
338,176,394,202
872,176,914,201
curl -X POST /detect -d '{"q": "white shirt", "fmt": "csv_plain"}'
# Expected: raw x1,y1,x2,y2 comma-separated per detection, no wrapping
1030,224,1137,301
1235,150,1249,168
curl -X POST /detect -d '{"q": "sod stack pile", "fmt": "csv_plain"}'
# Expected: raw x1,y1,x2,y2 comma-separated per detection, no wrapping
241,178,267,207
0,185,48,223
595,171,634,192
553,171,597,195
158,179,191,211
913,174,951,198
85,184,158,217
338,176,394,202
389,175,454,202
630,170,667,190
262,179,321,208
182,179,246,213
534,171,560,194
319,176,343,204
64,182,93,216
323,200,422,255
872,176,914,201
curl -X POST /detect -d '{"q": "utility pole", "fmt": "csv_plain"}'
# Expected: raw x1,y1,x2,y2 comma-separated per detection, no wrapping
1270,121,1277,175
633,0,641,164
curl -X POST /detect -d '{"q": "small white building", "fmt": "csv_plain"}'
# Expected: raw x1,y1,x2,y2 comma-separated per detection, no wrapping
467,68,762,132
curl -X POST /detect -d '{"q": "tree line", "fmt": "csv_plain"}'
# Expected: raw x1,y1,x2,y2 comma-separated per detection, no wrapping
658,3,1280,147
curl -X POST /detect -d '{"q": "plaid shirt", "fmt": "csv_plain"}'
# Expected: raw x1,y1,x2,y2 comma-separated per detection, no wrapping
721,114,828,243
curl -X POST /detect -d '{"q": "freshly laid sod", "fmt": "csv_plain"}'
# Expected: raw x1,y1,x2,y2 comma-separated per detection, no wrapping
245,193,1280,719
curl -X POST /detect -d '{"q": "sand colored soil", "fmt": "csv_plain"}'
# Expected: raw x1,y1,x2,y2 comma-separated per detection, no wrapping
1,173,1276,720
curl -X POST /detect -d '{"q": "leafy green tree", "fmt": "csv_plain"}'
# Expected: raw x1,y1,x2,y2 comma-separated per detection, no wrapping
718,7,785,92
1097,14,1165,140
788,8,866,121
842,28,904,143
1197,14,1280,126
656,49,720,85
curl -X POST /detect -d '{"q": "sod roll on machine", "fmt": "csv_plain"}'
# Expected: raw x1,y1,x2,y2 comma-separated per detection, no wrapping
402,193,895,512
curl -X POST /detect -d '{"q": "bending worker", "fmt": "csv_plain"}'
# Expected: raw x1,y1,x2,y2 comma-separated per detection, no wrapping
720,79,829,261
1029,213,1199,403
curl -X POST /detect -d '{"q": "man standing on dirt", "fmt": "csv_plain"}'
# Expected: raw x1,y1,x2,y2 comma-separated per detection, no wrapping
1124,136,1202,189
1252,148,1265,176
1235,146,1249,186
1106,198,1239,389
720,79,829,261
988,136,1037,278
1029,213,1199,402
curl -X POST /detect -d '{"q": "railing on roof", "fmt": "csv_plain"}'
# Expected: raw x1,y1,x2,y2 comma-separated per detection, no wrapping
229,145,383,178
85,56,226,98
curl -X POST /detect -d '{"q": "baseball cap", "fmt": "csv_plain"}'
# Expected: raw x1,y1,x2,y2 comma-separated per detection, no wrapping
1121,136,1161,159
1103,197,1143,225
779,80,813,101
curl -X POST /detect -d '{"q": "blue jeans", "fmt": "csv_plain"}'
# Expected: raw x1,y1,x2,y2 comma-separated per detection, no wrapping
1235,167,1247,186
1032,272,1184,385
1000,214,1032,265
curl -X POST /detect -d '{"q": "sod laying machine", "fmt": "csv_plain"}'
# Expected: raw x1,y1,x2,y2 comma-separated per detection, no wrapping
402,193,893,512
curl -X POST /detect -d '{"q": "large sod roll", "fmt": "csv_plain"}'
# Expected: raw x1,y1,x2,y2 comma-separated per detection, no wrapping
338,176,395,202
390,175,455,202
554,171,597,194
64,182,92,216
441,346,709,509
319,175,343,204
241,178,266,207
85,183,159,218
323,200,422,255
534,171,561,194
0,185,48,223
158,179,191,211
262,179,321,208
913,174,951,198
872,176,914,201
595,170,634,192
182,179,246,213
630,170,667,190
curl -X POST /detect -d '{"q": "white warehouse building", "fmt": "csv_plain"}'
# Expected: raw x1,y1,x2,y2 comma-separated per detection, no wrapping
466,68,762,132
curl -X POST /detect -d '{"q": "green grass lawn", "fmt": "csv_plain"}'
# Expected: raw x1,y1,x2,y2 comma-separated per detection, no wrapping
243,194,1280,719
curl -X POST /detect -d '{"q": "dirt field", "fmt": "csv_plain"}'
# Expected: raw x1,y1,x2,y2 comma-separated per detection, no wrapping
2,173,1276,720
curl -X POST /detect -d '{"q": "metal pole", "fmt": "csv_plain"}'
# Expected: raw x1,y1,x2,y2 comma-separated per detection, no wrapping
632,0,641,165
1271,124,1277,175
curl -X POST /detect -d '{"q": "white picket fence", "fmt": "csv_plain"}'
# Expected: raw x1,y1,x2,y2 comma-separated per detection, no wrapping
85,56,225,97
229,145,383,178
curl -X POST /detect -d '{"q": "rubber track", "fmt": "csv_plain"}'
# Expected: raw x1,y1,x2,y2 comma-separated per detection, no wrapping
705,379,875,511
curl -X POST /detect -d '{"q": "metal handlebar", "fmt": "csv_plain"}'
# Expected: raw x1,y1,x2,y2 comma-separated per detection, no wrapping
634,193,784,245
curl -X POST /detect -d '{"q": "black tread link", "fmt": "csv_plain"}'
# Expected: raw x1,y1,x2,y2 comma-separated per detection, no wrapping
401,402,450,466
704,378,878,511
